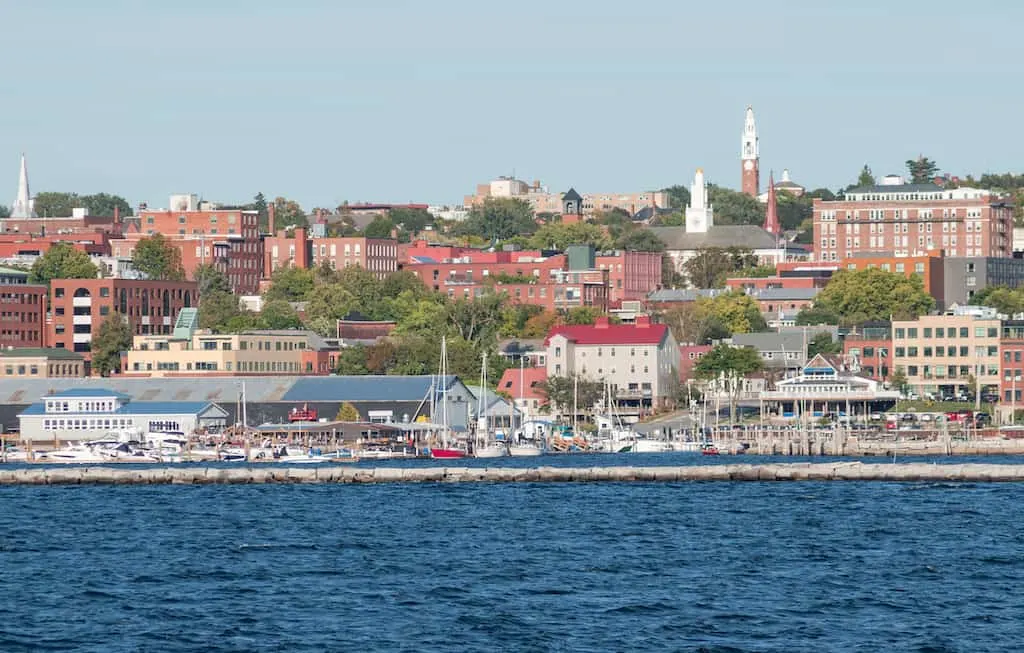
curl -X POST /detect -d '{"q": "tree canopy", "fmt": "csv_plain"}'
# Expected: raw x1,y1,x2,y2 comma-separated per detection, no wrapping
33,191,133,218
92,311,132,377
807,332,841,358
453,198,537,242
855,165,876,188
660,290,765,344
271,197,307,231
194,264,231,296
132,234,185,281
969,285,1024,315
29,242,98,285
694,343,763,421
906,155,939,184
0,204,9,219
682,247,759,288
661,185,691,210
810,268,935,325
707,185,765,225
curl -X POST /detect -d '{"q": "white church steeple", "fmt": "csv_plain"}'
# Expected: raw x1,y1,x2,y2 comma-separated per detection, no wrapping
741,106,760,197
11,154,35,219
685,168,713,234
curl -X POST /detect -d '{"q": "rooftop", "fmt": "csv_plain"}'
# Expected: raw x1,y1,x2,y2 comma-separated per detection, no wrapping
545,318,668,346
649,225,783,251
0,348,83,360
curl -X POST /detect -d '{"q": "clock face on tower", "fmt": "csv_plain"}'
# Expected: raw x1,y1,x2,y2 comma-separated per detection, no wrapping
743,160,754,171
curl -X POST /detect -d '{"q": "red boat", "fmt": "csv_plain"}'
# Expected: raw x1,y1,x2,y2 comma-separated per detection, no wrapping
429,448,467,459
289,404,318,422
700,444,720,456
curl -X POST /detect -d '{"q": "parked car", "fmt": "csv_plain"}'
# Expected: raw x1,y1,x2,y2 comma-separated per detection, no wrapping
981,392,1000,403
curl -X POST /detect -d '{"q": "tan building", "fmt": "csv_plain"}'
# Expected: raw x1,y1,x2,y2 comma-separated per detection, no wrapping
892,306,1001,399
464,176,669,217
544,315,679,414
0,348,85,378
813,179,1013,262
122,328,335,377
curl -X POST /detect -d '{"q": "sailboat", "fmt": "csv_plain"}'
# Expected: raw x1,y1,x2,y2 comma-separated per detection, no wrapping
508,357,544,457
430,337,468,459
474,352,508,458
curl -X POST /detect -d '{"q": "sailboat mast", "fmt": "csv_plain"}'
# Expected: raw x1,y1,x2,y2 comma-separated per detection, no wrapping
441,337,449,447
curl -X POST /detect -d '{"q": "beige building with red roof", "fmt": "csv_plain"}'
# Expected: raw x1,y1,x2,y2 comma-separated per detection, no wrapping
544,315,679,413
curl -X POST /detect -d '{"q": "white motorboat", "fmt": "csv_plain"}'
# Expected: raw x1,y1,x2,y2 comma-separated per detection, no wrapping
40,444,110,464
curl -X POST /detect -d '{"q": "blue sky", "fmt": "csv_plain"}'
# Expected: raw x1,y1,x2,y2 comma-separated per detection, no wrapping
2,0,1019,210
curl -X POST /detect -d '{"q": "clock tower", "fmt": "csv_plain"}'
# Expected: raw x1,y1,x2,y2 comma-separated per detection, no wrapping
741,106,759,198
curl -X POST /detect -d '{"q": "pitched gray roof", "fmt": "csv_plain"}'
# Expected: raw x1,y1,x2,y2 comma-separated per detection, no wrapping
732,331,807,353
649,225,781,251
647,288,727,302
750,287,820,301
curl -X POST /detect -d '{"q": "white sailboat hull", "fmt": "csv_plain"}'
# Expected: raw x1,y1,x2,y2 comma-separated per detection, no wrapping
508,445,543,457
474,444,508,458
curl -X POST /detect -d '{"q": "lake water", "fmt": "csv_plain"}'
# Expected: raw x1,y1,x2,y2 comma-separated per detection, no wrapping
1,477,1023,651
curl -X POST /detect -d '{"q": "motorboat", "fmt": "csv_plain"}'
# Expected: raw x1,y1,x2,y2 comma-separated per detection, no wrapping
40,444,111,464
429,447,468,459
474,442,508,458
507,444,543,457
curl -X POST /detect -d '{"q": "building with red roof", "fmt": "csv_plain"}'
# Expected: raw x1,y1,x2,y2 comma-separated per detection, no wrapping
496,365,548,419
544,315,678,414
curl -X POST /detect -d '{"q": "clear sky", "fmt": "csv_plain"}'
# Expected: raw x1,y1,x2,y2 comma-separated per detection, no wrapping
2,0,1019,210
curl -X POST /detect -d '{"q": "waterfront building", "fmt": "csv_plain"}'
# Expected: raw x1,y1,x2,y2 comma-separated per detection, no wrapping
760,354,900,419
891,306,1002,399
0,348,85,378
17,387,229,443
496,365,547,418
122,318,340,377
544,315,679,413
999,320,1024,414
47,278,198,362
812,178,1012,262
843,321,893,382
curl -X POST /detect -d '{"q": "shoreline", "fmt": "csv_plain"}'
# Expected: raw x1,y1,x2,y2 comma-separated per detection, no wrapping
3,462,1024,484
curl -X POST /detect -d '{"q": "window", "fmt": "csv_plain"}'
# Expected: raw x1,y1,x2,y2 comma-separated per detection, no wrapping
924,328,932,338
936,328,944,337
908,328,918,338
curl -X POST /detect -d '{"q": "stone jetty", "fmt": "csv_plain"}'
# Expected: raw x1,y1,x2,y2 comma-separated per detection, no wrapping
2,463,1024,484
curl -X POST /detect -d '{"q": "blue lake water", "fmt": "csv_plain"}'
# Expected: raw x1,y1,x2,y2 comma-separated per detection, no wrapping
2,477,1023,652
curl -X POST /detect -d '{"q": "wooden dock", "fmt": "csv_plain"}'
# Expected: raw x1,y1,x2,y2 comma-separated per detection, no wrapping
3,463,1024,484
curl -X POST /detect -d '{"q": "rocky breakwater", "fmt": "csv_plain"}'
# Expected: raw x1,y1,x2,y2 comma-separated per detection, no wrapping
3,463,1024,484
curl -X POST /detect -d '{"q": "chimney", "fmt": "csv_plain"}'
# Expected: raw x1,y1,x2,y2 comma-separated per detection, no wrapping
113,206,120,223
595,316,610,329
636,314,651,328
267,203,276,230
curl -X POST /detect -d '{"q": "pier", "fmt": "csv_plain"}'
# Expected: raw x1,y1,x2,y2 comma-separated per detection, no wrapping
3,462,1024,484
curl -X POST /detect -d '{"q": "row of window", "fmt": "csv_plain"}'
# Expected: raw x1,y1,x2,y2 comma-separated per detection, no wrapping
895,345,996,358
42,417,135,431
896,364,999,377
895,326,998,339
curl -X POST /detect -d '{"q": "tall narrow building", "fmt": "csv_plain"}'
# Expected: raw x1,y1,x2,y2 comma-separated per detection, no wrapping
763,171,780,236
741,106,759,198
11,154,35,219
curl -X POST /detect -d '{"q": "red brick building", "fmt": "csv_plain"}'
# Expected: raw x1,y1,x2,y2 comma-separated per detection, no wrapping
115,205,262,294
679,344,711,382
843,336,893,382
1000,321,1024,406
263,228,399,279
596,251,663,303
48,279,198,363
813,182,1012,262
0,284,46,348
0,233,111,261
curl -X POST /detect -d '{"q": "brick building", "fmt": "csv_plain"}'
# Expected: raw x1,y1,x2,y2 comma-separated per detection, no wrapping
0,279,46,348
117,197,262,294
48,278,198,363
813,181,1013,263
0,233,111,266
263,228,398,279
679,344,711,383
1000,320,1024,408
596,250,663,303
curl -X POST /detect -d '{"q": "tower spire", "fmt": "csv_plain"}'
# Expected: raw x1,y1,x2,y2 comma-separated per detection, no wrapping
741,106,760,198
11,153,35,219
763,170,780,236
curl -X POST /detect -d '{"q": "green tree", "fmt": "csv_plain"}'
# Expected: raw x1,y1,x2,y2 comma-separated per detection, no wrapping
906,155,939,184
271,197,308,231
615,229,665,252
388,207,433,234
132,233,185,281
335,402,361,421
776,191,813,232
335,346,370,375
538,374,605,418
259,299,303,329
795,305,841,326
707,185,764,225
694,344,764,422
661,302,731,345
682,247,756,288
889,368,908,395
447,293,505,343
661,184,691,210
564,306,601,325
363,216,395,239
252,192,269,229
0,204,10,219
304,283,355,324
193,263,231,296
807,332,841,358
198,290,247,332
264,266,315,302
453,198,537,242
28,242,98,285
33,192,79,217
812,268,935,325
91,311,132,377
702,290,766,334
528,222,612,250
81,193,133,217
969,285,1024,315
855,165,876,188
